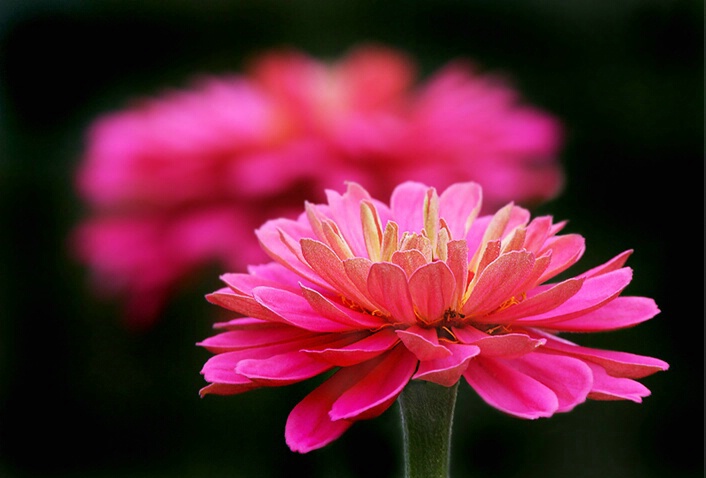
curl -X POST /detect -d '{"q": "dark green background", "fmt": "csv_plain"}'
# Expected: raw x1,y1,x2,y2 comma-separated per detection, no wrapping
0,1,701,477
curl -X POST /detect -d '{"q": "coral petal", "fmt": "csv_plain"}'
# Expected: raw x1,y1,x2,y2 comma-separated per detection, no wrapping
408,261,456,322
463,250,534,316
367,262,417,323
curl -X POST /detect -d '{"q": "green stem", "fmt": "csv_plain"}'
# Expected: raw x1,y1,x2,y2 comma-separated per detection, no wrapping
398,380,459,478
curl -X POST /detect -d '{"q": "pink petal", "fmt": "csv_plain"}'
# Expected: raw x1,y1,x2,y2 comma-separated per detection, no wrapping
200,333,341,385
197,326,314,353
535,234,585,283
438,182,483,240
390,249,428,277
464,357,559,419
585,362,651,402
536,331,669,378
285,371,355,453
300,285,386,329
341,257,387,312
253,286,354,332
221,269,300,295
453,327,545,358
206,287,282,321
522,216,553,252
303,327,399,366
323,182,372,257
236,351,333,385
212,317,275,331
301,239,380,312
578,250,633,279
199,382,260,397
247,261,323,291
390,181,428,233
445,240,469,306
408,261,456,322
538,296,660,332
414,342,480,386
485,277,584,324
507,352,592,412
514,268,634,325
255,219,318,282
201,352,255,386
462,250,534,316
367,262,417,324
329,345,417,420
396,325,452,360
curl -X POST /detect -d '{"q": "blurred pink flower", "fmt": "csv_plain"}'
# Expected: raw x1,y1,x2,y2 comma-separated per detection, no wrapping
199,180,667,453
72,44,565,328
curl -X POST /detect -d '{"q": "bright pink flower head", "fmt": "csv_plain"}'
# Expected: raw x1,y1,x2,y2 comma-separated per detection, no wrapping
72,44,564,328
198,181,668,453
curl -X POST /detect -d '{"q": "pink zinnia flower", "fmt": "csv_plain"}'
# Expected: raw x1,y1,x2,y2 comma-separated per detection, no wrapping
72,44,564,328
198,181,668,453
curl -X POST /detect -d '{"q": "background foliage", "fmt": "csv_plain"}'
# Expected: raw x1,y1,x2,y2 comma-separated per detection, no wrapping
0,1,701,477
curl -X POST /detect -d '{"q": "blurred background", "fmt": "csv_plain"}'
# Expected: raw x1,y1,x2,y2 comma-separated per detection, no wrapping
0,1,702,477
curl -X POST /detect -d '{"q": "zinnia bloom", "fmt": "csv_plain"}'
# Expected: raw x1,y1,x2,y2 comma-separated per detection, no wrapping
72,44,564,328
198,181,668,453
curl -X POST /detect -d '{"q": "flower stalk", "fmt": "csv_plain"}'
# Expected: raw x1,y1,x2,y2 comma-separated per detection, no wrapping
398,380,459,478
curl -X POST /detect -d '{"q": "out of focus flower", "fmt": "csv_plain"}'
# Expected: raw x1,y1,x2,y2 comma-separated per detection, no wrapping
72,44,565,328
199,180,667,453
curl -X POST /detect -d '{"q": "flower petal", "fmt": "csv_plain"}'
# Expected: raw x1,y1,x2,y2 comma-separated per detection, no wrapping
535,233,585,283
408,261,456,322
390,181,428,233
206,287,282,321
396,325,451,360
438,182,482,240
464,357,559,419
329,345,417,421
391,249,428,277
200,352,257,387
303,328,400,366
301,238,380,311
538,296,660,332
485,277,584,324
253,286,354,332
255,219,322,285
324,182,372,256
300,285,386,329
284,372,355,453
462,250,534,316
414,342,480,386
236,350,334,385
445,240,469,306
514,268,634,325
367,262,417,324
536,331,669,378
585,362,651,402
507,352,592,412
197,325,314,353
453,327,545,358
578,250,633,279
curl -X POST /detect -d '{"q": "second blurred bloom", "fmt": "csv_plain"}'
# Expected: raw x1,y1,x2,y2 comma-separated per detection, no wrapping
71,44,565,329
